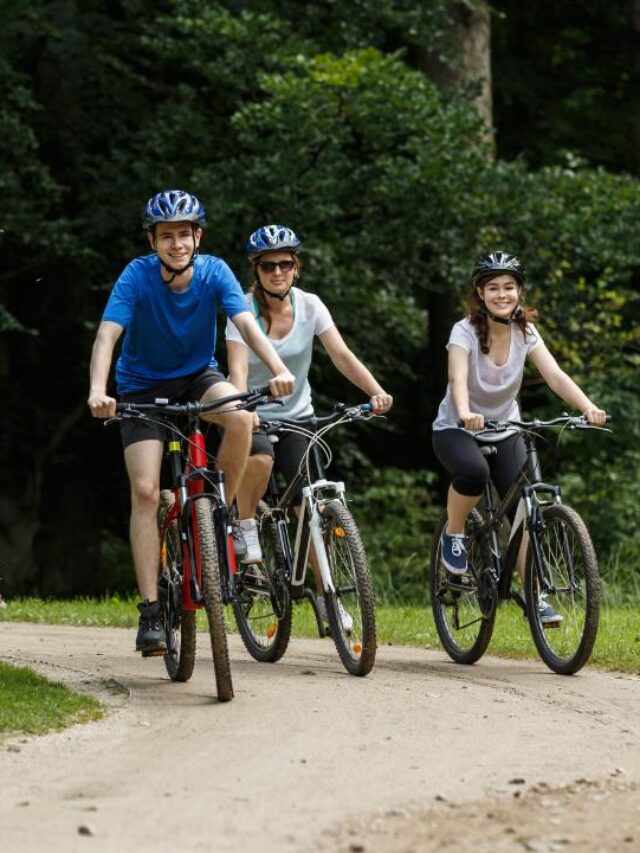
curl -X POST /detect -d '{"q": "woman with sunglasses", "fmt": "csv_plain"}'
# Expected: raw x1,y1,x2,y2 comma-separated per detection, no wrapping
225,224,392,587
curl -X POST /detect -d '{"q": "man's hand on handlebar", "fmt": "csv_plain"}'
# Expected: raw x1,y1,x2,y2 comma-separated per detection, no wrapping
268,370,295,399
88,391,117,419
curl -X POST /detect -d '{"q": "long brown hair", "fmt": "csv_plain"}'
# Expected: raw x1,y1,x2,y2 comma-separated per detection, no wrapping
468,274,538,354
249,252,301,334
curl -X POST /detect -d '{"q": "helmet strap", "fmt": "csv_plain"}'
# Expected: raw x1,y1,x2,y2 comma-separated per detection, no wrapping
481,305,522,325
258,281,293,302
152,224,199,285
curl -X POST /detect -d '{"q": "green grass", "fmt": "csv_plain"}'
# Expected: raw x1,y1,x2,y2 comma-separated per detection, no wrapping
1,595,638,673
0,662,104,739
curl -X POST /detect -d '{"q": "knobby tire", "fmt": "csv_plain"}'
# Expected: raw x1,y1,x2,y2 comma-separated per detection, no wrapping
194,498,234,701
232,502,292,663
158,490,196,682
430,510,496,665
526,504,600,675
321,501,376,677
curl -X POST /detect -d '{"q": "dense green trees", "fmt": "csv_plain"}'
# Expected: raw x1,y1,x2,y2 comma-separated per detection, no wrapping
0,1,637,599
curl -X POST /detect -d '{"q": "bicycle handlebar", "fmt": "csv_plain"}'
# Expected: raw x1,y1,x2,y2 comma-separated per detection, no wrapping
260,402,375,434
113,385,274,418
459,413,612,435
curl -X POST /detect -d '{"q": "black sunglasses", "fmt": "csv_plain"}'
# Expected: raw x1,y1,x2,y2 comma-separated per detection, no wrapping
256,259,295,273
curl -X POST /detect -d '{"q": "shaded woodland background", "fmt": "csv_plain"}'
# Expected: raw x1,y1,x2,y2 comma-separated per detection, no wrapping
1,0,639,601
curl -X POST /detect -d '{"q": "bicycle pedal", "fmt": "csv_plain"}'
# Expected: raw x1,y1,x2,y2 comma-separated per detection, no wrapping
140,647,167,657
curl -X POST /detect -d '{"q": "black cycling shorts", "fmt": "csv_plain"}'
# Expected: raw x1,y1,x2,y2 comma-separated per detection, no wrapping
119,368,227,449
250,428,311,506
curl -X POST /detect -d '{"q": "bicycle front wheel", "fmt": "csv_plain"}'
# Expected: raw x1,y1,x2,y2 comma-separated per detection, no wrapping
232,503,292,663
193,498,234,701
321,501,376,677
526,504,600,675
430,510,496,665
158,490,196,682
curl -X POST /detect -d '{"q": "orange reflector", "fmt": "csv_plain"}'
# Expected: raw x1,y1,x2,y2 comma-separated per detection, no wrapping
334,527,346,538
160,542,167,567
352,643,362,654
266,623,277,639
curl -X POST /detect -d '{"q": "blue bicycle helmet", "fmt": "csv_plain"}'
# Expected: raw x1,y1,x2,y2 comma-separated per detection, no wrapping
246,225,301,259
142,190,206,230
472,251,525,285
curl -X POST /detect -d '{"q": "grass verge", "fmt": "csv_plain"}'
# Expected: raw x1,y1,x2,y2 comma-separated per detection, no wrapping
0,661,104,739
2,595,639,673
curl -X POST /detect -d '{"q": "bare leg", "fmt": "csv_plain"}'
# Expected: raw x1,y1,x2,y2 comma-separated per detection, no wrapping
124,439,164,601
517,530,529,585
235,453,273,519
200,381,253,504
445,484,482,534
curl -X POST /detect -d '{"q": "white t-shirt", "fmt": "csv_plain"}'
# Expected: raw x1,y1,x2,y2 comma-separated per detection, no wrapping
225,287,335,420
432,317,543,440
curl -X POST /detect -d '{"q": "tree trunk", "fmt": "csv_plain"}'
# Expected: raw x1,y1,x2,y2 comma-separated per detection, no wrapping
412,0,493,137
632,0,640,174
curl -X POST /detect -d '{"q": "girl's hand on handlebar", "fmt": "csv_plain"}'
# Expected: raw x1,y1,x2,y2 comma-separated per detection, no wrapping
583,405,607,426
269,370,295,398
461,412,485,431
87,392,117,418
369,391,393,414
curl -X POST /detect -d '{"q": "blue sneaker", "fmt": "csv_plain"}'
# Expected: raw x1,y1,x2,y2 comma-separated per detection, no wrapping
538,594,563,628
440,531,468,575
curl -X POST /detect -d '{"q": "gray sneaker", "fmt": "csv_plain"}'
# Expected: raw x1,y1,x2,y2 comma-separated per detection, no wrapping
235,519,263,564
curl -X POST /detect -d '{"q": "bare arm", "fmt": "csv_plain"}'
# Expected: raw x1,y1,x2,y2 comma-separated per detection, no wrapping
448,345,485,430
230,311,294,397
319,326,392,413
87,320,124,418
529,343,606,423
226,339,249,392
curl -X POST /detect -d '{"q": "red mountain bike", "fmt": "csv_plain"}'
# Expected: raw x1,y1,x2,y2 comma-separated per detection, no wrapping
113,386,272,702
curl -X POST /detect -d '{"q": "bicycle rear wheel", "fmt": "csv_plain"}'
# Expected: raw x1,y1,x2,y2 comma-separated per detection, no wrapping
525,504,600,675
321,501,376,677
232,503,292,663
158,490,196,682
430,510,496,664
193,497,234,701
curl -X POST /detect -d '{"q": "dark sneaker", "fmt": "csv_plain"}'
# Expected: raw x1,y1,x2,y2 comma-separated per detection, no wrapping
538,595,563,628
440,531,468,575
135,600,167,653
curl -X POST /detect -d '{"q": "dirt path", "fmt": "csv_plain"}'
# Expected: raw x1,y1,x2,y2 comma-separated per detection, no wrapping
1,622,639,852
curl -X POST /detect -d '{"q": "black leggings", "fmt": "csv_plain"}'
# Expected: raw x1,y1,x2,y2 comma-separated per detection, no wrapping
432,429,526,500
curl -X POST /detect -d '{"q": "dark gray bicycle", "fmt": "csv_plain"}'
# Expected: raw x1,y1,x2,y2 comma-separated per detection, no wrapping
430,414,610,675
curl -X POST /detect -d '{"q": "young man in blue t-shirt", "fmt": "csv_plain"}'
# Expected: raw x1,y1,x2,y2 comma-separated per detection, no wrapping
88,190,294,653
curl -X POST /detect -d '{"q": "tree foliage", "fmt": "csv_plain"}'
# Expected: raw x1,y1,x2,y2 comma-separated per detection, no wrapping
0,0,638,598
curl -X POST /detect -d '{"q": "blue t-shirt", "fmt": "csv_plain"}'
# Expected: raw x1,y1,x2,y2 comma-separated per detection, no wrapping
102,254,247,393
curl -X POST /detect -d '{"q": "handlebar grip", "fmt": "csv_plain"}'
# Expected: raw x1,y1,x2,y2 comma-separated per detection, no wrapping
249,385,272,397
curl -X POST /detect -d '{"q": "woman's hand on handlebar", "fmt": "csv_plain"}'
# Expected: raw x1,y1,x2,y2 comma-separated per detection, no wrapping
87,391,117,419
460,411,485,431
582,405,607,426
369,391,393,414
268,370,295,399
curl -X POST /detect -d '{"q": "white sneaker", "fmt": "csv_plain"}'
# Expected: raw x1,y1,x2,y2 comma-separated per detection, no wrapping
316,594,353,633
237,519,263,564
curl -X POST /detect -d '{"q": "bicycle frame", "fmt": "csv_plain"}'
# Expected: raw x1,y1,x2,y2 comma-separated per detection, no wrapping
464,430,563,605
158,416,237,611
263,440,347,603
